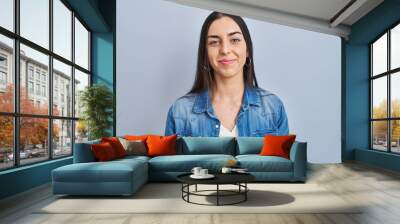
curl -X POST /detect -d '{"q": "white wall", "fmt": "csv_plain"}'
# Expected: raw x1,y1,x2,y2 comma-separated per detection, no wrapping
116,0,341,163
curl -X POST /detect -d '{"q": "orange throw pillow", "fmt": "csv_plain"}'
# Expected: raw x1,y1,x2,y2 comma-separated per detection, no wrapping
259,135,296,159
101,137,127,158
146,135,177,157
124,135,149,141
91,142,117,161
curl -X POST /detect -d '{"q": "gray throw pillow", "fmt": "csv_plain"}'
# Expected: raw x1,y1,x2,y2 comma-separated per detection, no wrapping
118,138,147,156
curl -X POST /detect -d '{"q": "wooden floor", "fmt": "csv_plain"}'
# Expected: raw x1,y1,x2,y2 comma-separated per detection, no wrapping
1,162,400,224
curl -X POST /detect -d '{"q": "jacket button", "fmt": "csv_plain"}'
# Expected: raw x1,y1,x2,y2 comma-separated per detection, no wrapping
215,124,219,128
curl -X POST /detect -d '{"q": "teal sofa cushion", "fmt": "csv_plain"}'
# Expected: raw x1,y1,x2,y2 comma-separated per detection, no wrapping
236,137,264,155
148,154,235,172
178,137,236,155
236,155,293,172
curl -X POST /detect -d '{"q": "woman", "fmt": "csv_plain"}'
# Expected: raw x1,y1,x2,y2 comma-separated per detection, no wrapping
165,12,288,137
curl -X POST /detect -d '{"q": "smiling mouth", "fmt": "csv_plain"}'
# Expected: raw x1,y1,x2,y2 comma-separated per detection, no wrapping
218,59,235,65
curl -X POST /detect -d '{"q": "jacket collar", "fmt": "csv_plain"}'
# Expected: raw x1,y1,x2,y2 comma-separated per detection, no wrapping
192,87,261,114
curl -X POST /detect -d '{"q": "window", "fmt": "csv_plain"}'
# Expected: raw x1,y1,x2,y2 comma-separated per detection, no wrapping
0,0,14,32
28,81,34,94
42,85,46,97
0,0,91,170
0,54,8,87
35,83,40,95
75,18,89,70
20,0,49,49
53,0,72,60
371,23,400,154
0,55,7,67
29,67,34,80
0,34,13,113
35,70,40,81
0,71,6,84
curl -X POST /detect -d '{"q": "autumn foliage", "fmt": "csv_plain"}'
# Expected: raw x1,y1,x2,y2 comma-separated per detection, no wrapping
372,99,400,142
0,84,59,151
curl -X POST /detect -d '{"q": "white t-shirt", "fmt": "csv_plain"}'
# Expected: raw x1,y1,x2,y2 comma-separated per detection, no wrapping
219,124,238,137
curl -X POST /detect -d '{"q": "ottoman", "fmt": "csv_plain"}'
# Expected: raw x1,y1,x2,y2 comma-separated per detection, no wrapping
52,157,148,196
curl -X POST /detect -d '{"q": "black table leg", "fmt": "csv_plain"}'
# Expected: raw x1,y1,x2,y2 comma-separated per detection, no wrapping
245,183,247,201
217,184,219,206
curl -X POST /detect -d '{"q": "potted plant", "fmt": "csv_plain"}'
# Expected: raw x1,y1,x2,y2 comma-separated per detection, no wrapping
79,84,113,140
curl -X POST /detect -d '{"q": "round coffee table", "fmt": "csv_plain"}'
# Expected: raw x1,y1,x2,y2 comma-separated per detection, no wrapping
177,173,255,206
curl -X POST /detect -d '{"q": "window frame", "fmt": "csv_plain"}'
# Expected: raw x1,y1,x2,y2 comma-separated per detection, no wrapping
0,0,92,171
370,20,400,154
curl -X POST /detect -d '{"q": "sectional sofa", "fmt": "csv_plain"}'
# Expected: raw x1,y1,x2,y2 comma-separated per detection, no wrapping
52,137,307,196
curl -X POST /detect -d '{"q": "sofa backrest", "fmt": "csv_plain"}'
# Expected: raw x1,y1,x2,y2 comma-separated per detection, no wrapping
177,137,236,155
236,137,264,155
73,139,100,163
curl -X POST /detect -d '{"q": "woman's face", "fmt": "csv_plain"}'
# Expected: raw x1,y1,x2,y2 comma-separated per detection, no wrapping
206,16,248,80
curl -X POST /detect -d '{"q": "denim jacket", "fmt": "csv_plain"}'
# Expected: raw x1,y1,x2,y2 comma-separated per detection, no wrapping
165,87,289,137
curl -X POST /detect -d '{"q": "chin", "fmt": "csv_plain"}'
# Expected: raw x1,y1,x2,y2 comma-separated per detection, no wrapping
216,70,240,79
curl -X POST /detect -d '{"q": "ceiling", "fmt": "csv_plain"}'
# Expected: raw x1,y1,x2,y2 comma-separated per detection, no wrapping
168,0,384,39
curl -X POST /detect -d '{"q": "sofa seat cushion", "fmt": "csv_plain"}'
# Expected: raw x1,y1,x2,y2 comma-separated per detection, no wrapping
149,154,235,172
53,159,147,183
236,155,293,172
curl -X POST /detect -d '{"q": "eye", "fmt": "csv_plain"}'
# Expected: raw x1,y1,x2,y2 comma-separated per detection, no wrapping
231,38,241,44
208,40,219,46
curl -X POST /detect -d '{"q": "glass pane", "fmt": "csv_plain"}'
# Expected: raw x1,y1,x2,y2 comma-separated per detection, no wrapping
372,33,387,76
53,59,72,117
20,0,49,49
392,72,400,118
391,24,400,70
74,69,89,118
20,44,49,115
53,119,72,157
0,34,14,112
20,117,49,165
372,121,388,151
372,77,387,119
75,120,88,143
53,0,72,60
391,120,400,153
0,0,14,31
0,116,13,170
74,17,89,70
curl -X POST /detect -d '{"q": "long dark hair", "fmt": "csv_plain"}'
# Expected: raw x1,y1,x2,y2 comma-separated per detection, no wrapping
189,12,258,94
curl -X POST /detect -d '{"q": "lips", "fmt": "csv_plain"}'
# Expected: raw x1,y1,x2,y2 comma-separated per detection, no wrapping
218,59,236,65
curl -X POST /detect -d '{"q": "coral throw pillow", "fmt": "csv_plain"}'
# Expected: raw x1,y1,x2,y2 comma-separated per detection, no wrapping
91,142,117,161
259,135,296,159
101,137,127,158
146,135,177,157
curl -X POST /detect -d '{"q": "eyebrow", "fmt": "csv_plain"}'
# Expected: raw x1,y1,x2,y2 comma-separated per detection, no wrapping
207,31,243,39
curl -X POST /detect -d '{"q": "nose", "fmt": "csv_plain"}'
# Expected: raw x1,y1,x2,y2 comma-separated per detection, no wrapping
219,40,231,55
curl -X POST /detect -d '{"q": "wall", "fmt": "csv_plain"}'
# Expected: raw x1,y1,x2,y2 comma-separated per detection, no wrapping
116,0,342,163
344,0,400,171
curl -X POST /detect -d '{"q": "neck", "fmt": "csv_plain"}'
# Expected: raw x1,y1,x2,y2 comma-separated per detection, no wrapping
211,72,245,103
